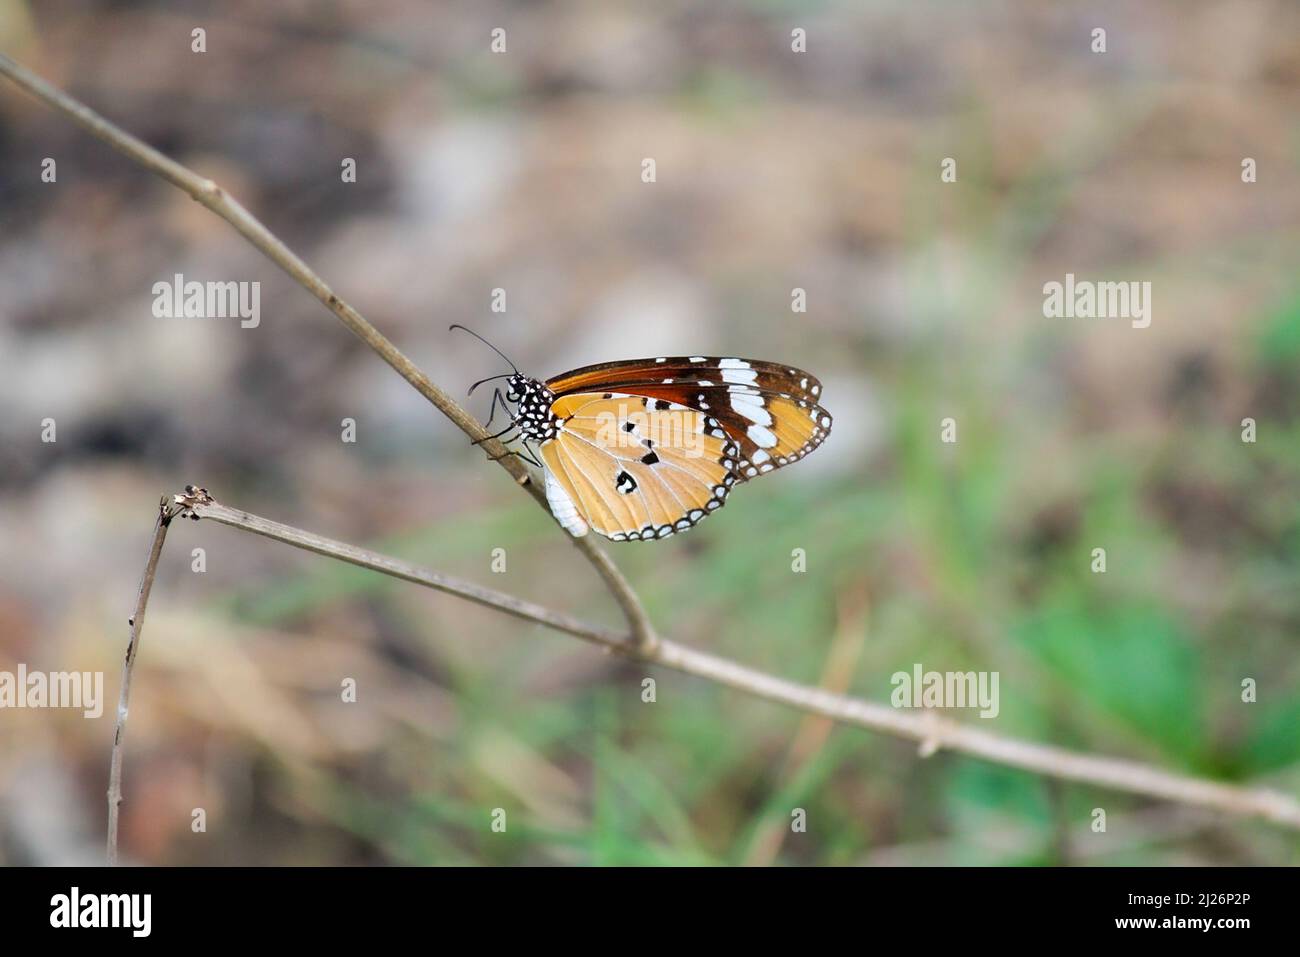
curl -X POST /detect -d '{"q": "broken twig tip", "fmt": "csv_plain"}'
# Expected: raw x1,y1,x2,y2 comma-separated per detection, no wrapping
172,484,216,520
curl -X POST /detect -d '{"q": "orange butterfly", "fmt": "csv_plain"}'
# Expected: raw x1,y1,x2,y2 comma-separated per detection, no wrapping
453,326,831,542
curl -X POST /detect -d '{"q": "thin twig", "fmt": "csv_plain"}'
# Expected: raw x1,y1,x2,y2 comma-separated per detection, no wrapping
171,489,1300,831
106,495,181,865
0,52,657,654
194,493,620,646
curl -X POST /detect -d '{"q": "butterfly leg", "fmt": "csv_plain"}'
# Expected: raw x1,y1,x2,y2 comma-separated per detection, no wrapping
487,440,542,469
483,387,508,429
472,389,519,447
472,387,539,472
480,424,526,462
518,441,543,469
474,423,520,447
472,421,522,447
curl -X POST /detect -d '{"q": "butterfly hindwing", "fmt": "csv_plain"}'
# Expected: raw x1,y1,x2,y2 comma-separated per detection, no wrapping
545,357,830,481
540,393,739,541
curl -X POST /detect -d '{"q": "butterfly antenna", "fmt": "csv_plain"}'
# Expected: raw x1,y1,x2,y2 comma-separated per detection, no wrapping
449,324,519,375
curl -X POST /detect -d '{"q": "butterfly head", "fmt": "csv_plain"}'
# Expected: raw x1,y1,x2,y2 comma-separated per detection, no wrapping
503,374,529,404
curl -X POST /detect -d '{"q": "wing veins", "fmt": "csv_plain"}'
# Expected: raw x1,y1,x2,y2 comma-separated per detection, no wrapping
561,424,718,491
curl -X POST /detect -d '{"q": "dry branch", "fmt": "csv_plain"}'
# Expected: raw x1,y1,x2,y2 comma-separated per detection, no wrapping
171,488,1300,832
106,496,182,865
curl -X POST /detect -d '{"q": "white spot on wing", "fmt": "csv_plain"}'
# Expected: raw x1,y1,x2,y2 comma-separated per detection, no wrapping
748,424,778,448
730,392,772,426
722,367,758,385
751,449,771,465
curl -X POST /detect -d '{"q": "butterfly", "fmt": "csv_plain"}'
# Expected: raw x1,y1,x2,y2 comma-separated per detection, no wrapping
452,325,831,542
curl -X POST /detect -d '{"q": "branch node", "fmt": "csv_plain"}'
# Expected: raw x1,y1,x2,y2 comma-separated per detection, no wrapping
172,484,215,520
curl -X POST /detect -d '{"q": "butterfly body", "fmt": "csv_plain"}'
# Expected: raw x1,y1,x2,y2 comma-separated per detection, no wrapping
503,374,560,444
473,350,830,542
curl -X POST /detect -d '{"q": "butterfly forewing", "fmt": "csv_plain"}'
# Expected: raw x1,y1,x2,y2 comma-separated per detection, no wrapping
545,357,831,480
541,393,739,541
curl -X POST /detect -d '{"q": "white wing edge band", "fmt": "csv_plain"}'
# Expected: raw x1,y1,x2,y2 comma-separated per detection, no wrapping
545,466,590,537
